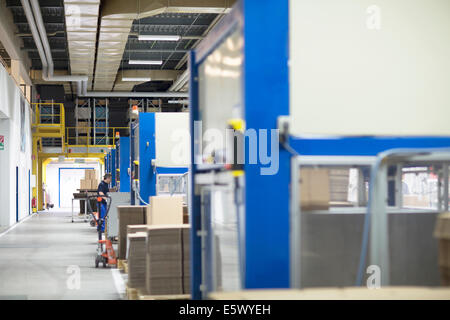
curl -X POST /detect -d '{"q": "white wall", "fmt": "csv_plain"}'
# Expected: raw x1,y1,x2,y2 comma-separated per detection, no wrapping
289,0,450,136
45,161,101,209
155,113,190,167
0,63,32,227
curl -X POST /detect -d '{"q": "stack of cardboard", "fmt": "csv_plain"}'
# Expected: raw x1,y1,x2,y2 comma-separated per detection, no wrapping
329,169,350,202
183,205,189,224
145,225,190,295
127,232,148,290
182,227,190,292
299,168,330,210
434,212,450,286
117,206,146,259
79,169,98,190
146,195,184,225
127,225,150,259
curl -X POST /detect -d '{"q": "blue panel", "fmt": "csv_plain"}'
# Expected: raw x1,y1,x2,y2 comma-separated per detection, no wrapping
138,112,156,204
110,148,116,188
105,154,110,174
189,50,202,300
289,136,450,156
156,167,188,174
243,0,290,289
130,121,137,205
119,137,130,192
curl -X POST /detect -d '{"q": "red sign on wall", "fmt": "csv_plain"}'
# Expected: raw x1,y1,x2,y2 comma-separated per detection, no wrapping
0,135,4,150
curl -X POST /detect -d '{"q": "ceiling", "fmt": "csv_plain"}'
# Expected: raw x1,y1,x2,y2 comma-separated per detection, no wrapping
4,0,224,96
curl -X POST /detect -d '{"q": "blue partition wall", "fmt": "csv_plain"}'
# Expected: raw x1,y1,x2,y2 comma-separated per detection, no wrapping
189,0,291,299
136,113,188,204
110,148,116,188
118,136,130,192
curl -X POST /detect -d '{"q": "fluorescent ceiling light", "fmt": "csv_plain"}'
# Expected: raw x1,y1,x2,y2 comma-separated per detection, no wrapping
128,60,163,65
138,35,180,41
168,99,189,105
122,77,151,82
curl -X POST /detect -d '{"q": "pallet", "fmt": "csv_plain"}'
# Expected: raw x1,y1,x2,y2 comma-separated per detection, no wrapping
126,286,139,300
117,259,126,271
122,260,128,274
137,290,190,300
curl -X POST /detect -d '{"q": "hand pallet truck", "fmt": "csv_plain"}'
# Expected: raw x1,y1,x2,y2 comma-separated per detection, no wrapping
86,195,117,268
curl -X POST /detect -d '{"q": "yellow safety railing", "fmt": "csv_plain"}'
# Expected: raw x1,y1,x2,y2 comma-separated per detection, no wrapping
32,102,65,127
65,126,129,147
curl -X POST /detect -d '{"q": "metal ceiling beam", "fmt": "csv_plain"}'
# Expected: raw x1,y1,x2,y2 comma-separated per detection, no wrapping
23,48,190,53
93,0,236,91
174,13,224,70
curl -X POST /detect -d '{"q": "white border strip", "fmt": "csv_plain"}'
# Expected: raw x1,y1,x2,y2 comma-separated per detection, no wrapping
0,212,37,238
111,268,126,300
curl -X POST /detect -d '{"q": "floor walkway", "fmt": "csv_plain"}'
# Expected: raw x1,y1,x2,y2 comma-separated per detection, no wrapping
0,210,123,300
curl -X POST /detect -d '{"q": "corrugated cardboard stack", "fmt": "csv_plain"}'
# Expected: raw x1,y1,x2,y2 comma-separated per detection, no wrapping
146,195,184,225
329,169,350,202
127,225,150,259
299,168,330,210
79,169,98,190
183,205,189,224
127,232,148,290
182,227,190,293
145,225,190,295
117,205,146,259
434,212,450,286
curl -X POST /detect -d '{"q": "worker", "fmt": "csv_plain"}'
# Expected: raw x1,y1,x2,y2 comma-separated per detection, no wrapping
97,173,112,232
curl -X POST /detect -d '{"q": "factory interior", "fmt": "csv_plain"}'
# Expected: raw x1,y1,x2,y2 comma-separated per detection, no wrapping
0,0,450,304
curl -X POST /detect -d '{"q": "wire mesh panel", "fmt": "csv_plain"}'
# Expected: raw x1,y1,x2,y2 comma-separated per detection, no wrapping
201,181,242,294
294,164,370,288
293,157,445,288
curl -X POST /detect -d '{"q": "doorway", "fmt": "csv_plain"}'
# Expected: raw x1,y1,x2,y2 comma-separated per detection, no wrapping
58,168,94,208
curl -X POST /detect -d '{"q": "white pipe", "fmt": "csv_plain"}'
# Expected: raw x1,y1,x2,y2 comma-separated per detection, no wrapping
169,70,189,92
29,0,88,82
20,0,48,77
23,0,187,98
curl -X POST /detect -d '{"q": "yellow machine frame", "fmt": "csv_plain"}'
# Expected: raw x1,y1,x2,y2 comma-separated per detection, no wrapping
31,102,124,211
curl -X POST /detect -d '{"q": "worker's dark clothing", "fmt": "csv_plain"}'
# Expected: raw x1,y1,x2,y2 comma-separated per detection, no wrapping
97,180,109,203
97,180,109,232
99,202,107,232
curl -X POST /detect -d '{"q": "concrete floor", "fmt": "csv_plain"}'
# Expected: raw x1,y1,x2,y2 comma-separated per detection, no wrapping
0,210,123,300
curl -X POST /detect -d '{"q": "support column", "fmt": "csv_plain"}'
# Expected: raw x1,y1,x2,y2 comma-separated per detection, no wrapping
37,157,43,211
32,136,39,212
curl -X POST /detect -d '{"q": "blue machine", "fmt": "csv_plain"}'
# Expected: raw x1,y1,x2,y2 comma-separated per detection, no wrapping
130,112,188,205
189,1,290,299
104,149,116,188
116,136,130,192
104,153,109,177
110,148,116,188
188,0,450,299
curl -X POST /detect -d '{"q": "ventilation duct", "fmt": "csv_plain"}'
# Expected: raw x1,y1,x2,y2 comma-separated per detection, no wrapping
63,0,100,90
93,0,236,91
21,0,187,98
